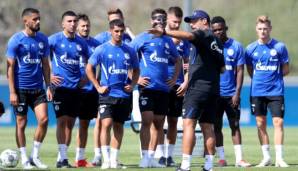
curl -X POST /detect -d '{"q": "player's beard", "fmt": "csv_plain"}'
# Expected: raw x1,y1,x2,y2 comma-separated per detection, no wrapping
31,25,40,32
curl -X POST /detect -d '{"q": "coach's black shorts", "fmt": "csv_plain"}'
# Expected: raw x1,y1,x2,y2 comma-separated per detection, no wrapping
78,90,99,120
250,96,285,118
168,85,184,117
215,96,240,128
99,96,131,124
14,89,47,116
182,90,218,124
139,89,169,115
53,87,80,118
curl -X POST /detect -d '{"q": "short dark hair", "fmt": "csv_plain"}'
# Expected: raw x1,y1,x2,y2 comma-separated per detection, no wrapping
107,8,123,18
22,8,39,18
168,6,183,18
211,16,226,25
77,13,89,22
61,10,77,21
109,19,125,29
151,8,167,18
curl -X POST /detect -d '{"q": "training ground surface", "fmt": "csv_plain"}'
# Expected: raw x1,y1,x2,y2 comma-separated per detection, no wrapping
0,127,297,171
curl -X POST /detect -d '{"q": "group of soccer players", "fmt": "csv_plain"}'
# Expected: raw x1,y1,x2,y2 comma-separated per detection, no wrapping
5,5,290,171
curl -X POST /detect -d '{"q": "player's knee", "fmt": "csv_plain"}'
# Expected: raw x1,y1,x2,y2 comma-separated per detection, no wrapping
39,116,48,126
273,117,284,127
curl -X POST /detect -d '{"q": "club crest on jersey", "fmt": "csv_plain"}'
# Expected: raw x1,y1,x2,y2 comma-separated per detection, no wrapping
124,53,130,60
38,42,44,49
54,105,59,111
17,106,23,112
227,48,234,56
76,44,82,51
61,44,65,48
270,49,277,56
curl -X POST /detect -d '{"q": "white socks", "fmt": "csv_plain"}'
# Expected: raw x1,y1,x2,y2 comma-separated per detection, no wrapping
166,144,175,158
216,146,225,160
275,145,283,161
180,153,192,170
31,141,41,159
75,148,85,161
94,147,101,158
141,150,149,159
204,155,214,170
101,146,110,163
57,144,68,161
110,148,119,163
148,150,155,159
234,144,243,162
20,147,28,164
261,144,271,160
155,145,164,158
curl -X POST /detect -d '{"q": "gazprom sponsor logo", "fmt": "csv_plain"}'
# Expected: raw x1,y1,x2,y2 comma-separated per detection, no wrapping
60,54,80,65
108,63,128,75
149,51,168,63
23,54,41,64
225,65,233,70
256,62,277,71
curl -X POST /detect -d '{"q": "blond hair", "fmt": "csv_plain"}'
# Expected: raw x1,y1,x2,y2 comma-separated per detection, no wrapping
256,15,271,26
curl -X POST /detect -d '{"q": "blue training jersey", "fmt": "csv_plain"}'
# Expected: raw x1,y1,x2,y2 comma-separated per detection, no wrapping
88,41,139,98
245,39,289,96
130,32,180,92
168,39,190,85
80,36,101,92
95,31,132,44
6,31,50,89
220,38,245,96
49,32,90,89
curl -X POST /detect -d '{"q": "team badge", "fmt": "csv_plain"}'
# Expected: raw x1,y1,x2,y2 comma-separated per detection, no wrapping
38,42,44,49
270,49,277,56
61,44,65,48
150,43,155,46
99,105,106,114
165,43,169,49
124,53,130,60
141,100,147,106
54,105,60,111
227,48,234,56
76,44,82,51
253,52,258,57
17,106,23,112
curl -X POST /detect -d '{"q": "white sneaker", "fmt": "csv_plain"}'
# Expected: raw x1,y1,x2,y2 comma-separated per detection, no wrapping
275,160,289,167
110,160,127,169
30,157,48,169
256,158,272,167
22,160,34,170
101,161,110,169
149,158,165,168
235,160,251,167
139,157,150,168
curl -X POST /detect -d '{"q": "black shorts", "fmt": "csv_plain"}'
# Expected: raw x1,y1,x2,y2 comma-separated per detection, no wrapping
168,85,184,117
99,96,131,124
14,89,47,116
182,90,217,124
250,96,285,118
139,89,169,115
215,96,240,127
53,87,80,118
78,90,99,120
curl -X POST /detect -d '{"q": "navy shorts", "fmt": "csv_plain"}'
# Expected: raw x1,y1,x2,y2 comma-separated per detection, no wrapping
168,85,184,117
78,90,99,120
14,89,47,115
53,87,80,118
250,96,285,118
139,89,169,115
99,96,131,124
182,90,217,124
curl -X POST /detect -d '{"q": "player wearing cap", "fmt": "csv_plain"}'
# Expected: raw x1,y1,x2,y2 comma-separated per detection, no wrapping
149,9,225,171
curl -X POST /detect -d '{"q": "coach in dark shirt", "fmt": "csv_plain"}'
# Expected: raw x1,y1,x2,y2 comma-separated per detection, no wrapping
149,9,225,171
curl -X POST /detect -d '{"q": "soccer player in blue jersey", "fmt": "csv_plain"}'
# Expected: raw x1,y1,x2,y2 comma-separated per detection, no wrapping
74,14,101,167
94,8,133,44
6,8,52,169
211,16,251,168
149,9,225,171
245,15,289,168
154,6,190,167
130,8,181,168
86,19,139,169
49,11,90,168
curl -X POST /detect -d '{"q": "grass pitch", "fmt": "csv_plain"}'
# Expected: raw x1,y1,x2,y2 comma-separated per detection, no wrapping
0,127,297,171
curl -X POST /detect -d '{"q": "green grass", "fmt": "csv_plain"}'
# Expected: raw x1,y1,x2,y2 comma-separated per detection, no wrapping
0,127,298,170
